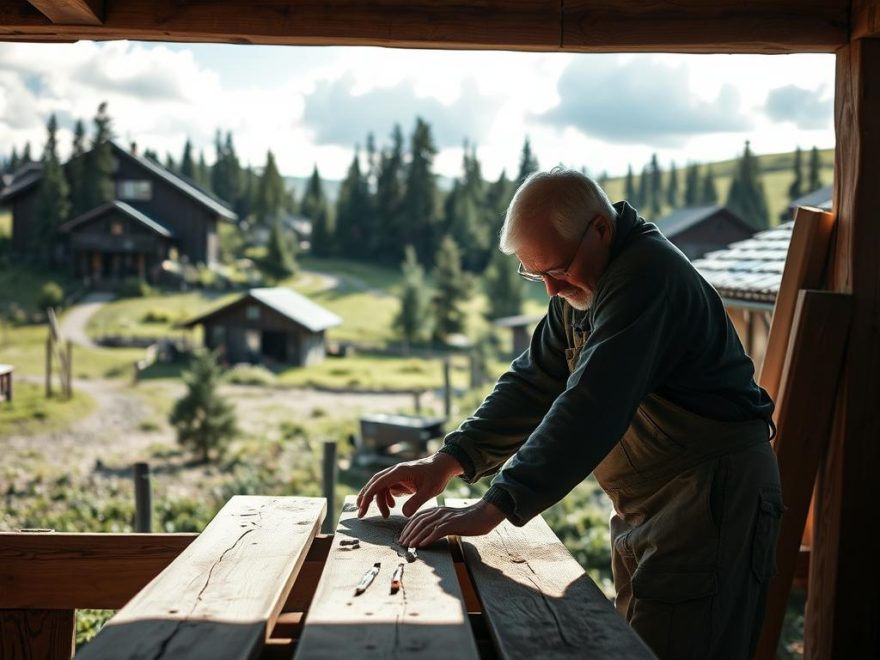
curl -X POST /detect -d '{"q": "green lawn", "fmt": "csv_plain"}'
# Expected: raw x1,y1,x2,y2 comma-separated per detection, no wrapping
0,381,95,438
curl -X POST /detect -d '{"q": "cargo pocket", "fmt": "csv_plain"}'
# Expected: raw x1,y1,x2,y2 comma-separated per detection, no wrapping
631,569,717,660
751,489,784,582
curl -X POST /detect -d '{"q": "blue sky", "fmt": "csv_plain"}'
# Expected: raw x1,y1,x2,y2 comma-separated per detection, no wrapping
0,41,835,181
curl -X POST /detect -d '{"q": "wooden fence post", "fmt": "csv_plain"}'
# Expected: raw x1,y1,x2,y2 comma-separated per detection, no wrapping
443,358,451,419
134,462,152,533
321,442,337,534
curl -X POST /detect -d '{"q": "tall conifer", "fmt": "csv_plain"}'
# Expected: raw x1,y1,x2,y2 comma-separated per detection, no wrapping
725,141,769,229
33,114,70,264
808,146,822,192
516,137,539,187
404,118,439,265
302,165,333,257
684,163,700,207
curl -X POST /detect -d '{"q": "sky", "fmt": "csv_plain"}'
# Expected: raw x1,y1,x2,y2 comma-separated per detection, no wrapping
0,40,836,182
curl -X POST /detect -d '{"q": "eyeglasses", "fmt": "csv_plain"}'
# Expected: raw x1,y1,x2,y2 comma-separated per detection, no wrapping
517,216,598,283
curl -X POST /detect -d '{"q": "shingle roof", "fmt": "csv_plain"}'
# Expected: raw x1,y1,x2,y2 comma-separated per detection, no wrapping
0,163,43,203
59,200,173,238
182,287,342,333
654,205,723,238
692,222,792,306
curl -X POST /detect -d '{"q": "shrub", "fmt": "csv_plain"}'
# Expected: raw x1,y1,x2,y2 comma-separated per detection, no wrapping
119,277,153,298
37,281,64,311
141,307,175,324
225,364,276,386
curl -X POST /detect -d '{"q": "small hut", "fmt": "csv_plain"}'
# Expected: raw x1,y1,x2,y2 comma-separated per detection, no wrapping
180,287,341,367
654,205,755,260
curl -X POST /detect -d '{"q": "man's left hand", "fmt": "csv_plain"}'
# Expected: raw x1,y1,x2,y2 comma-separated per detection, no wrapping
398,500,506,548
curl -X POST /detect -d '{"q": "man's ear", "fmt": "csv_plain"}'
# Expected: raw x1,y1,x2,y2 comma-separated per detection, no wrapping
596,215,615,244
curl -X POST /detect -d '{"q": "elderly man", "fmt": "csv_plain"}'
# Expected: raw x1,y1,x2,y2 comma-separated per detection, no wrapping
357,168,782,659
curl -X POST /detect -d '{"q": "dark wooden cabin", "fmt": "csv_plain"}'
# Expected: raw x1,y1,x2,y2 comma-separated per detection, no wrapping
180,287,341,367
654,205,756,260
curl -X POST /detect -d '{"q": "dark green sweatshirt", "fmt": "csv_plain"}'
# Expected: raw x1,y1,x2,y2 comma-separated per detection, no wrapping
439,201,774,526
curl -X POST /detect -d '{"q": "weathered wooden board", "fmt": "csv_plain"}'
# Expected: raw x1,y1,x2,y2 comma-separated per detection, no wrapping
0,608,75,660
0,0,847,53
26,0,103,25
0,532,196,610
77,496,325,660
446,498,654,659
294,495,479,659
754,291,851,660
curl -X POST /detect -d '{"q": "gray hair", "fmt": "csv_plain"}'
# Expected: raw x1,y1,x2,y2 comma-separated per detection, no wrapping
498,167,617,255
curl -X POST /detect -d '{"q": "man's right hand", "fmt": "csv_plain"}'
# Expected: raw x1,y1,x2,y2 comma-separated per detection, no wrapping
356,452,464,519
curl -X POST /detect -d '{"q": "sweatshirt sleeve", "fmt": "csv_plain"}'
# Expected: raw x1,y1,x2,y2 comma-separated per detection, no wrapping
484,271,679,526
438,298,571,482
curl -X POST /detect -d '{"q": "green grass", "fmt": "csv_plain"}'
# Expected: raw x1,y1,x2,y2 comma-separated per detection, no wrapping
0,381,96,437
0,263,75,317
0,211,10,239
86,291,229,340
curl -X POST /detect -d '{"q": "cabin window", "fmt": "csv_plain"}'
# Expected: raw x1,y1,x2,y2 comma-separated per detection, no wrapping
246,305,260,320
110,222,123,235
245,330,260,354
117,180,152,201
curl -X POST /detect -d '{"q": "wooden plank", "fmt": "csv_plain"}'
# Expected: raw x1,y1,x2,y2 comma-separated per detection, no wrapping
806,37,880,660
0,0,847,53
852,0,880,39
754,290,852,660
446,498,654,659
758,206,835,404
294,495,479,659
26,0,103,25
0,532,195,610
0,609,75,660
77,496,325,660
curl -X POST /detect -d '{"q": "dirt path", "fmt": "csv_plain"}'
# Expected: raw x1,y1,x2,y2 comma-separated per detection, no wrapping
59,292,115,348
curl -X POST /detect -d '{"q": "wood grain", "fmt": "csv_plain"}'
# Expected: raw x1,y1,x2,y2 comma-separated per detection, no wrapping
26,0,103,25
758,206,835,404
0,609,75,660
753,291,851,660
852,0,880,39
0,533,195,610
294,495,479,659
446,498,654,659
0,0,847,53
77,496,325,660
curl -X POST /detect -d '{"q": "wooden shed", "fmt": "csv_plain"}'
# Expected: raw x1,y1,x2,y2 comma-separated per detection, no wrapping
2,1,879,659
180,287,341,367
654,205,756,260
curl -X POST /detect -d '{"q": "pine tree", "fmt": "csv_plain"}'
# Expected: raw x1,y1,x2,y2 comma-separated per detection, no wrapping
164,153,177,172
212,131,243,211
516,137,539,187
21,142,32,164
726,141,769,229
335,150,370,258
393,245,433,350
404,118,439,265
33,114,70,265
484,249,524,320
82,102,115,210
700,164,718,205
666,161,679,209
180,139,196,180
302,165,334,257
444,143,491,272
637,165,650,212
808,146,822,192
254,150,285,227
485,169,514,238
169,350,238,463
649,154,662,217
67,119,88,216
197,151,210,190
684,163,700,207
431,235,470,342
374,124,407,263
624,165,637,204
262,217,297,281
787,146,803,202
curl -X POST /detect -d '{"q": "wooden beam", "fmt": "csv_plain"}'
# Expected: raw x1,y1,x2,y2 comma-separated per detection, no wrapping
446,498,654,659
26,0,103,25
754,290,852,660
806,37,880,660
77,496,326,660
294,495,480,658
0,609,75,660
0,0,848,53
0,532,196,610
852,0,880,39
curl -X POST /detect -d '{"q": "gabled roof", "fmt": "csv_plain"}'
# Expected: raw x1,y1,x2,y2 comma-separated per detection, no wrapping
0,163,43,203
59,200,173,238
789,184,833,213
181,287,342,333
110,142,237,220
692,222,792,307
654,205,753,238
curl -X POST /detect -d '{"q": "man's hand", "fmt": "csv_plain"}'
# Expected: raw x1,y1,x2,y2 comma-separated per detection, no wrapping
356,452,464,519
398,499,506,548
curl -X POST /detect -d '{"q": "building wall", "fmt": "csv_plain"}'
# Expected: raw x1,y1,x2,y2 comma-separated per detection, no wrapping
10,193,37,252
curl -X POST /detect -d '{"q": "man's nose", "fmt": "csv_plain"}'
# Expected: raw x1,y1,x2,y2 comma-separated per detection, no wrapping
544,275,565,296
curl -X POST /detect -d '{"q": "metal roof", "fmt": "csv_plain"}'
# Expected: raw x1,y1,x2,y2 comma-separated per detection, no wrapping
58,200,174,237
654,205,723,238
0,163,43,203
182,287,341,333
692,221,792,305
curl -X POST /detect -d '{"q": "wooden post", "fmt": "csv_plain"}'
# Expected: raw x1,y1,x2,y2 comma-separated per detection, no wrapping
321,442,337,534
133,462,152,533
65,339,73,399
45,335,52,398
443,357,452,419
0,609,76,660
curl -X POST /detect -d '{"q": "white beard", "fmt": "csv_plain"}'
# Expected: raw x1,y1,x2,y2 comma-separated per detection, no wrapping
560,287,593,311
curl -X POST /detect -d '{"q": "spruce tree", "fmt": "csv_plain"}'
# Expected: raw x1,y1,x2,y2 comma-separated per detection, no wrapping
302,165,334,257
788,146,804,201
212,131,243,212
624,165,637,204
485,170,514,239
262,216,297,281
649,154,662,217
484,249,523,320
637,165,650,212
33,114,70,265
83,102,115,210
725,141,769,229
180,139,196,180
21,142,32,164
516,137,539,187
700,164,719,205
431,235,470,343
684,163,700,207
404,118,439,265
197,151,210,190
254,150,285,227
335,150,370,258
164,153,177,172
169,350,238,464
393,245,433,350
7,146,19,173
374,124,406,263
444,144,490,272
67,119,88,216
808,146,822,192
666,161,679,209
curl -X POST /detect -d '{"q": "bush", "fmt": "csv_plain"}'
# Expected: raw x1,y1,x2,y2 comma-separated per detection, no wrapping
224,364,276,386
119,277,153,298
37,281,64,311
141,307,175,324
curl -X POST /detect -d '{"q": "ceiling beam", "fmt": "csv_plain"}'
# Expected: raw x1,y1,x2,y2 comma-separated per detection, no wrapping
0,0,848,53
26,0,103,25
852,0,880,39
